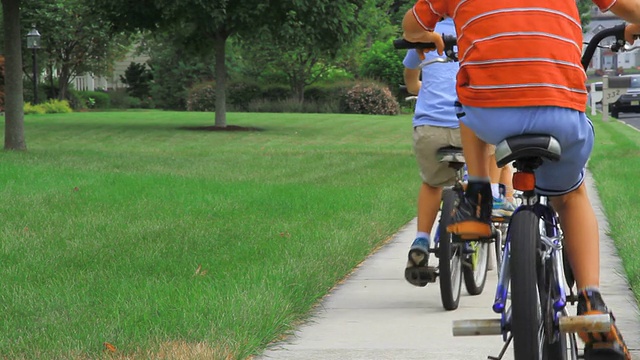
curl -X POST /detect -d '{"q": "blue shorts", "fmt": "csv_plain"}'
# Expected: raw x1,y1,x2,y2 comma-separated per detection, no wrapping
459,106,595,196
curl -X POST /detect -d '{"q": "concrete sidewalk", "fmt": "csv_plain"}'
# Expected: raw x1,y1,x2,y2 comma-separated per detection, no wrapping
258,173,640,359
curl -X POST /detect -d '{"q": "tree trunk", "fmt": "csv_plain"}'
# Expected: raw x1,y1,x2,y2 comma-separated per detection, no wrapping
213,32,227,128
2,0,26,150
57,64,73,101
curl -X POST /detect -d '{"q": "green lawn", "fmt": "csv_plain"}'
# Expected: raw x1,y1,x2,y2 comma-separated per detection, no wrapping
6,110,638,359
0,111,418,359
589,115,640,302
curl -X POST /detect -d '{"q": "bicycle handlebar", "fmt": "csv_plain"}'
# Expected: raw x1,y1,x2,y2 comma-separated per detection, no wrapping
394,34,458,61
395,25,639,74
393,34,457,50
581,24,626,71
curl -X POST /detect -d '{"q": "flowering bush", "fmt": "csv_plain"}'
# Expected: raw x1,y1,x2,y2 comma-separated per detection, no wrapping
186,82,216,111
339,81,400,115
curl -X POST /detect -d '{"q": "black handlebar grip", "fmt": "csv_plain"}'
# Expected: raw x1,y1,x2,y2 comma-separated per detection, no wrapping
393,34,457,49
442,34,457,48
393,39,436,50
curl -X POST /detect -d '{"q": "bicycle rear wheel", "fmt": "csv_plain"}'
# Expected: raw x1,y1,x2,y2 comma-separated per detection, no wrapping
463,240,489,295
509,210,543,360
438,188,462,311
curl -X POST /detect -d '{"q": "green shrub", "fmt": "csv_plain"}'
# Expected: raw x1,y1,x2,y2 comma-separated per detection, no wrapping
227,81,262,111
24,100,73,115
75,91,111,109
22,79,48,105
67,90,87,110
186,81,216,111
109,88,142,109
261,84,291,101
40,99,73,114
359,39,405,91
339,81,400,115
24,102,46,115
304,82,354,103
120,62,153,99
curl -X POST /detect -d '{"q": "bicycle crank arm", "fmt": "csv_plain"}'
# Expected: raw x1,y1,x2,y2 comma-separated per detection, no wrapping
559,314,612,333
452,319,502,336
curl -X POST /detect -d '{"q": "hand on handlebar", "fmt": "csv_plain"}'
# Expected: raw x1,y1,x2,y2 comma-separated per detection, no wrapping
625,24,640,44
402,31,444,58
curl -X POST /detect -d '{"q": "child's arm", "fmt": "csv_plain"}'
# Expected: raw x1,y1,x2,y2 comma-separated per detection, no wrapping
404,67,422,95
609,0,640,24
402,2,446,55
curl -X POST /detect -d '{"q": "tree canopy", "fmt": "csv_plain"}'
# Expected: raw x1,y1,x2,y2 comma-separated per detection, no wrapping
90,0,367,127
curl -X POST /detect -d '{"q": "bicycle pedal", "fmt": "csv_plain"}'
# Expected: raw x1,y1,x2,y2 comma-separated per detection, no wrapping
405,266,438,286
452,318,502,336
559,314,612,334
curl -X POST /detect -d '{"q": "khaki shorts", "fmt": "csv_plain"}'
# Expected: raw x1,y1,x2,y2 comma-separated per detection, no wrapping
413,125,462,187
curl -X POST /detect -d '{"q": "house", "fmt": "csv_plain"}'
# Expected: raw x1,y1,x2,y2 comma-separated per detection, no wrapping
72,48,150,92
584,6,640,70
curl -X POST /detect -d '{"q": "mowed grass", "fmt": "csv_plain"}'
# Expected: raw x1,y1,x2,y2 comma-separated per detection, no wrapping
589,115,640,301
0,111,418,359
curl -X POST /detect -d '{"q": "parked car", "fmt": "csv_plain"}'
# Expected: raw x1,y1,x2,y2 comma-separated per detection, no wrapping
609,75,640,118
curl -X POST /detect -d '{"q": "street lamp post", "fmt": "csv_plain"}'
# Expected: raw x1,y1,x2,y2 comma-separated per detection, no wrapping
26,26,41,104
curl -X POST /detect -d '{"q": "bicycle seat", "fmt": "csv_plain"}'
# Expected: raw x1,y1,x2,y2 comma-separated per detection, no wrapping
437,146,465,169
495,135,561,168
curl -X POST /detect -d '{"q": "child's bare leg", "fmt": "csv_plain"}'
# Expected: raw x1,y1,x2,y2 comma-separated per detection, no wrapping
461,123,490,177
499,163,515,200
417,182,443,234
406,182,443,286
447,123,493,237
550,183,599,288
488,153,500,184
552,183,630,358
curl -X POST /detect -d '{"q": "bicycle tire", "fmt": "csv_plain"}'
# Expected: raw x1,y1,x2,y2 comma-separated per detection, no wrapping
510,210,542,360
438,188,462,311
463,240,489,295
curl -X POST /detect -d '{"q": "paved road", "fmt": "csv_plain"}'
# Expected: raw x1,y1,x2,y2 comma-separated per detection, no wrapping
616,113,640,131
257,173,640,360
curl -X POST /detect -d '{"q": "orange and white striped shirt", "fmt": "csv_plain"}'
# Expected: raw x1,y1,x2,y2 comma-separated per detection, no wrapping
412,0,616,111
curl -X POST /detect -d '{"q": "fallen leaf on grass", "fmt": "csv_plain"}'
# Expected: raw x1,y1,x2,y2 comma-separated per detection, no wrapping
194,264,208,276
104,342,117,353
279,232,291,238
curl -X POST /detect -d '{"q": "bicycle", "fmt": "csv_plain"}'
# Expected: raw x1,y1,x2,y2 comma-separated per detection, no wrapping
397,24,634,359
448,24,635,360
396,37,494,310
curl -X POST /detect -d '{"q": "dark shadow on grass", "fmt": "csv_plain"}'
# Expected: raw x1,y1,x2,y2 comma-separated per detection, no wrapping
178,125,265,132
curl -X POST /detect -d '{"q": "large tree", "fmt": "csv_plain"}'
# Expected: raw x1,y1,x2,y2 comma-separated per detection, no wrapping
90,0,365,128
242,1,367,102
20,0,131,101
2,0,26,150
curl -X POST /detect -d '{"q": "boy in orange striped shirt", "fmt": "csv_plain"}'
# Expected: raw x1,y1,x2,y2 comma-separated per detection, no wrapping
403,0,640,358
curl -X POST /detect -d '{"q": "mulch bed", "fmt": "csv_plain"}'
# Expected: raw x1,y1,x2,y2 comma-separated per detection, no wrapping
178,125,264,132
